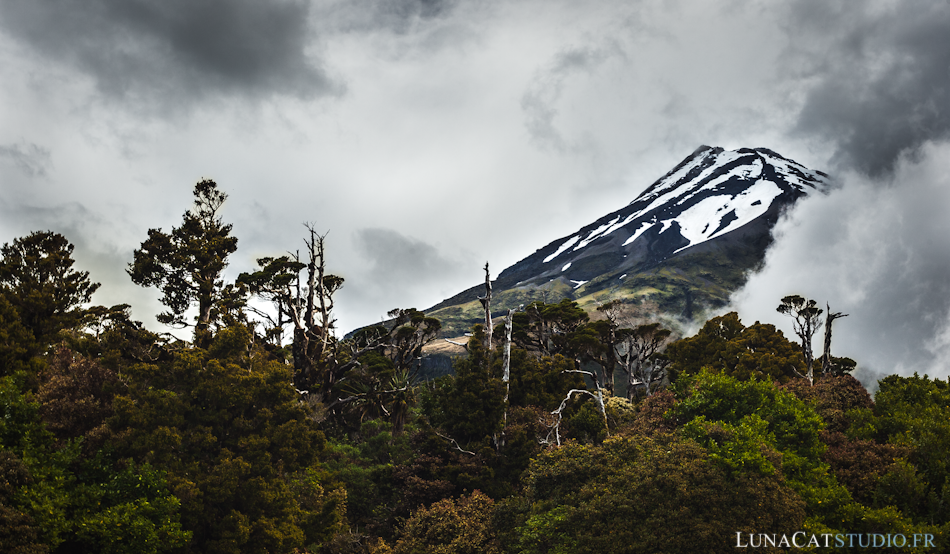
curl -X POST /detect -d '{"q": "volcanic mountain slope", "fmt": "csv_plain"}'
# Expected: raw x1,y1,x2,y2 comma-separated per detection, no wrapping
427,146,829,336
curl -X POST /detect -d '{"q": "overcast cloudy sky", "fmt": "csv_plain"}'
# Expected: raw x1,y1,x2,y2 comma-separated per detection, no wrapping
2,0,950,382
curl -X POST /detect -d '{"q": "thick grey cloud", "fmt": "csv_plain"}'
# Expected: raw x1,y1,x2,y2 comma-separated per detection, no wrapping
343,227,472,322
730,141,950,382
321,0,457,34
3,0,948,371
0,142,51,177
786,0,950,176
521,44,616,153
0,0,337,109
351,227,465,288
725,1,950,384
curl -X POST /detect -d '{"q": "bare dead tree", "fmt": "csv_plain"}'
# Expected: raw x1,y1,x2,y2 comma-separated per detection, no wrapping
238,226,355,400
497,308,514,449
541,368,609,446
541,389,597,446
309,226,336,358
478,262,492,352
502,308,514,385
820,302,849,375
616,323,672,399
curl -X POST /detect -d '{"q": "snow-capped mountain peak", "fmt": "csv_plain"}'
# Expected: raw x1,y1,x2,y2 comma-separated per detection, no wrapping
495,146,828,288
426,146,829,334
541,146,828,266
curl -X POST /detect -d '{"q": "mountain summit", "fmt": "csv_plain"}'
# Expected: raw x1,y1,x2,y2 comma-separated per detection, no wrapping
427,146,829,335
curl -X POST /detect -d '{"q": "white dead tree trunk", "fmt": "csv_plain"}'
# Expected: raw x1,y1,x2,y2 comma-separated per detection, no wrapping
820,302,848,375
502,308,513,384
498,308,514,449
478,262,492,351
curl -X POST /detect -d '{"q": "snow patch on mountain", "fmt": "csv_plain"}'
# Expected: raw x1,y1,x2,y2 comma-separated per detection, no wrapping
573,216,621,251
680,159,763,204
613,148,827,254
622,221,653,246
543,235,580,263
672,179,783,253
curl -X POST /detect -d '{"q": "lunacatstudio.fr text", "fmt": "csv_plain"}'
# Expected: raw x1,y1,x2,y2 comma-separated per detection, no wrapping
735,532,936,549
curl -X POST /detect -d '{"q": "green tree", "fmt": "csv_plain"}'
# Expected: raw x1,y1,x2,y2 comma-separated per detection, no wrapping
672,370,937,543
336,349,418,437
0,375,189,554
0,451,47,554
505,349,581,412
128,180,239,348
109,324,346,553
616,323,672,399
422,326,506,449
325,419,415,539
587,299,676,397
672,370,826,483
664,312,805,383
393,491,499,554
0,294,37,378
384,308,442,375
511,299,589,361
854,373,950,525
569,317,618,394
514,434,805,554
0,231,99,355
70,303,172,369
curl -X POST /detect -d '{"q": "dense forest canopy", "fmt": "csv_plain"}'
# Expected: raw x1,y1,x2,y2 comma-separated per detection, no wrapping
1,181,947,553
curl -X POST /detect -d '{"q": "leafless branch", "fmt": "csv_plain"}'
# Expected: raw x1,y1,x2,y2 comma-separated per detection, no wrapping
434,431,476,456
541,388,599,446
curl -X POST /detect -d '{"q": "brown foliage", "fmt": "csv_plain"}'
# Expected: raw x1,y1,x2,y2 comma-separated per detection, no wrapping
821,430,910,506
781,374,872,433
390,431,489,519
393,490,499,554
623,390,679,436
0,452,47,554
35,347,121,452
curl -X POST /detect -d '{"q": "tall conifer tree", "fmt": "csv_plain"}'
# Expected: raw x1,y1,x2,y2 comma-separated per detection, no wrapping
128,180,238,348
